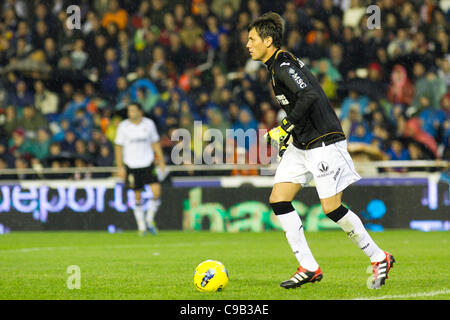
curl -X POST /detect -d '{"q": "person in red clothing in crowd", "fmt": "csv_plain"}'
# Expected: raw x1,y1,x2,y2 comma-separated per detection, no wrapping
387,64,415,107
403,117,438,159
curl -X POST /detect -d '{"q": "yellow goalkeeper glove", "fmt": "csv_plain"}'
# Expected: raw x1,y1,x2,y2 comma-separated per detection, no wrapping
265,118,295,148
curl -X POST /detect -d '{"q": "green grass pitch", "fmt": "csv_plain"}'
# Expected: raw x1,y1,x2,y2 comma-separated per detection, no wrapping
0,230,449,300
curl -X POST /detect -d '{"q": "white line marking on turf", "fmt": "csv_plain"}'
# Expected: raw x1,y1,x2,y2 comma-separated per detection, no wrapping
351,289,450,300
0,241,240,253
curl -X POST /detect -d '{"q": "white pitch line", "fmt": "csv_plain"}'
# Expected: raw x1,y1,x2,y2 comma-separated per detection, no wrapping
351,289,450,300
0,241,241,253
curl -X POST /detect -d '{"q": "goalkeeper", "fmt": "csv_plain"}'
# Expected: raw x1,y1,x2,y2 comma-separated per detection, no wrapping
247,12,395,290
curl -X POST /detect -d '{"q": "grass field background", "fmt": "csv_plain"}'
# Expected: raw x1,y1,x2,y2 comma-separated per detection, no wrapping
0,230,449,300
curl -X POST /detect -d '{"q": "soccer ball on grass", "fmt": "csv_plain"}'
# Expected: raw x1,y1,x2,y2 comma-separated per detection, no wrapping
193,260,229,292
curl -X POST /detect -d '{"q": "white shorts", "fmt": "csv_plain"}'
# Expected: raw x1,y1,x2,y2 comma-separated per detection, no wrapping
273,140,361,199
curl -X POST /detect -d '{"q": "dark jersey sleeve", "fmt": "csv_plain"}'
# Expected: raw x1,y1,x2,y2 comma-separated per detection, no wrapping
275,62,319,125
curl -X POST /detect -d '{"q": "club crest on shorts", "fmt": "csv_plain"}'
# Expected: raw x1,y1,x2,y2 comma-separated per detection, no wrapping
318,161,329,173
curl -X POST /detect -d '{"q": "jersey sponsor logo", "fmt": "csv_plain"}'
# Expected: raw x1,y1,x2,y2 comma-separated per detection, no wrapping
297,58,305,68
275,94,290,106
316,162,341,179
129,138,148,143
288,68,307,89
333,167,341,181
318,161,329,173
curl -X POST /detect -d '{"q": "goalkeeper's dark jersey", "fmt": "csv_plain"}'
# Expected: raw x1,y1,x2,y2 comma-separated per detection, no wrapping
264,49,346,150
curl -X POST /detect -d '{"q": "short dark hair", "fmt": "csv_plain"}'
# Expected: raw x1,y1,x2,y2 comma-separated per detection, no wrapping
127,102,143,111
247,12,284,48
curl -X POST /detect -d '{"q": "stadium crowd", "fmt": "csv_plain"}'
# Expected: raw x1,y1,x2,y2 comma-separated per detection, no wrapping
0,0,449,179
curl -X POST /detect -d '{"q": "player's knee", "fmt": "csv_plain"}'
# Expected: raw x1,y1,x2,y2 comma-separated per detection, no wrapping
269,192,282,204
322,202,341,214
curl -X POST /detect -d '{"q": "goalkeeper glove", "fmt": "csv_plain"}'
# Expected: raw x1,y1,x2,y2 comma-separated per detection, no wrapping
277,138,289,161
265,117,295,147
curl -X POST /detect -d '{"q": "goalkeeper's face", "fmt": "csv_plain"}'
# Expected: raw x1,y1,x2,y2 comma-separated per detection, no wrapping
247,28,268,62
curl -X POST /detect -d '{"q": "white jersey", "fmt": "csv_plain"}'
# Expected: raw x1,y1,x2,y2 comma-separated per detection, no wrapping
115,117,160,169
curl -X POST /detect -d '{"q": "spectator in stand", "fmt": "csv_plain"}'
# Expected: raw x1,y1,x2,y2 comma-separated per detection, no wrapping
101,0,128,30
443,135,450,160
340,26,364,70
371,124,391,152
70,39,89,71
73,108,94,141
167,33,188,74
341,104,361,138
387,28,413,60
342,0,366,28
60,91,89,124
388,139,410,161
13,37,31,60
232,107,258,151
131,1,151,29
434,28,449,59
3,105,20,137
60,130,77,153
7,80,33,111
117,30,137,73
259,108,278,132
206,107,230,139
149,0,169,29
14,156,33,180
437,57,450,89
387,64,415,108
34,80,59,117
159,12,178,48
33,20,49,51
17,105,47,139
306,27,329,62
31,128,51,162
364,28,389,63
211,73,229,105
95,143,115,177
58,82,74,114
179,15,204,50
8,128,33,159
204,15,227,50
100,48,121,95
364,62,388,101
418,95,446,141
0,138,15,169
403,117,438,159
410,67,446,114
216,2,237,32
348,122,374,144
339,90,370,121
87,33,107,74
74,139,92,162
311,59,340,100
104,20,120,48
407,141,430,161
